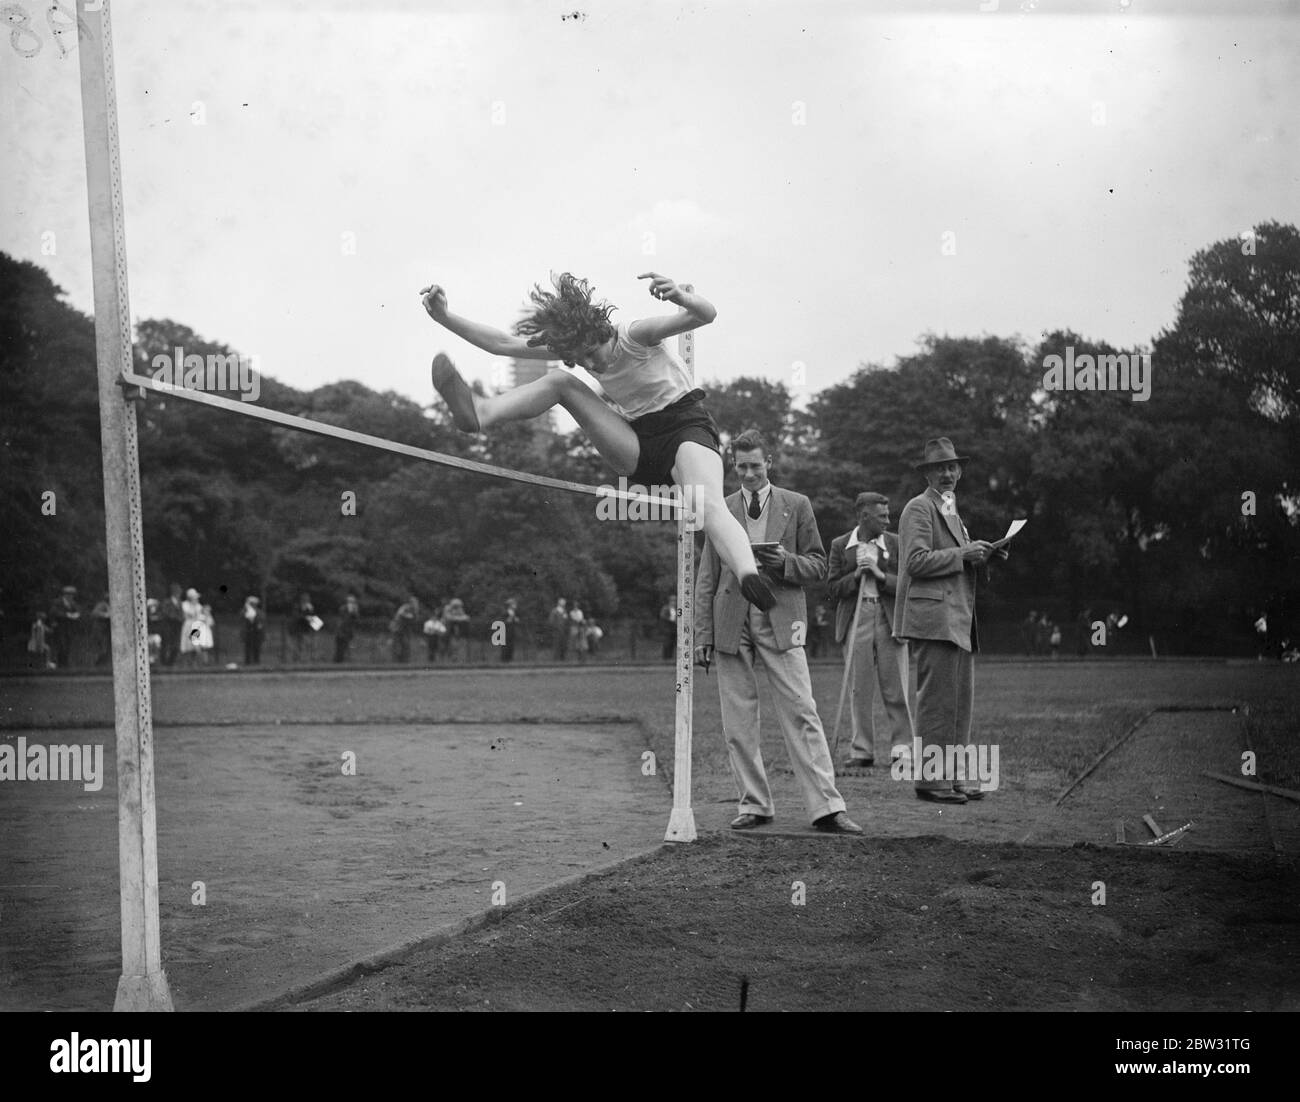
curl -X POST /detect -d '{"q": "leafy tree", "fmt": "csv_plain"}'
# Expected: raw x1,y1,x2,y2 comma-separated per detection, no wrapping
705,376,793,451
1158,220,1300,420
0,256,106,611
808,334,1037,551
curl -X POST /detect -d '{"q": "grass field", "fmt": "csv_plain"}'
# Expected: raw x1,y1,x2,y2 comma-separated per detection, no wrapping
1,658,1298,1011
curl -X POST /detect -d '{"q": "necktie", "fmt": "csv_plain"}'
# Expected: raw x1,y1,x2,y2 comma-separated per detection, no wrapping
748,492,763,520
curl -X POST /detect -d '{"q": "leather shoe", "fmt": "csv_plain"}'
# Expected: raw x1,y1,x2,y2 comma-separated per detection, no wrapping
813,811,864,835
730,813,773,830
840,757,874,769
916,789,967,804
956,788,986,801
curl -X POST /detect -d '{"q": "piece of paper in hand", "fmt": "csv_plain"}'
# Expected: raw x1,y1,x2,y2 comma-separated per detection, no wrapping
990,519,1027,549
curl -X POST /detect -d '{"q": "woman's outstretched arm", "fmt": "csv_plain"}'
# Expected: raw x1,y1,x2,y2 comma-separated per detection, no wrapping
420,283,552,359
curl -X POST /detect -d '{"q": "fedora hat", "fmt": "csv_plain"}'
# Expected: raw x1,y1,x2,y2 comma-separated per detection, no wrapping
913,436,971,470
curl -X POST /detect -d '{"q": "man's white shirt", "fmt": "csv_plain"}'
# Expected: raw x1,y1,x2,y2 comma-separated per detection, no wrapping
846,527,884,599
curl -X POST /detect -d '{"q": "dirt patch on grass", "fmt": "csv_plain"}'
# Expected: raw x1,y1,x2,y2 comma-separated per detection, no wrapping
292,835,1300,1012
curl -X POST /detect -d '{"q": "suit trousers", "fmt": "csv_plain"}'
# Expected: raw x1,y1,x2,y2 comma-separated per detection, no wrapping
716,605,846,823
848,598,914,762
911,639,975,792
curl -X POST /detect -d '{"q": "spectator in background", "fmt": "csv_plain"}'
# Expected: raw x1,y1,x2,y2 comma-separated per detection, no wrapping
549,598,569,662
1034,612,1052,659
1076,608,1092,657
391,593,420,663
27,610,53,669
289,593,318,663
500,598,521,663
1049,618,1062,659
335,594,361,663
180,587,204,667
569,601,588,664
658,596,677,659
241,595,266,665
809,599,831,659
1255,611,1269,660
160,583,184,667
585,618,604,658
91,593,112,666
444,597,470,662
423,606,447,662
146,598,162,667
49,585,82,669
194,603,216,665
1021,610,1039,656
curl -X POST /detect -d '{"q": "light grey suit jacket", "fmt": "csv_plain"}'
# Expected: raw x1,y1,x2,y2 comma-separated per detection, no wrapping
893,486,980,653
695,485,827,654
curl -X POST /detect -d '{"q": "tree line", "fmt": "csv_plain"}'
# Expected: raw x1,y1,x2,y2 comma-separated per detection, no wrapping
2,222,1297,657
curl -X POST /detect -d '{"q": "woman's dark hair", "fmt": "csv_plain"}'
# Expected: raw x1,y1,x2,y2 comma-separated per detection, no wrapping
513,272,616,366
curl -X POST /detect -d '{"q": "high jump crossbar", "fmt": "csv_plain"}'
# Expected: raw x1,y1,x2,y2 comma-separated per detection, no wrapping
119,372,682,508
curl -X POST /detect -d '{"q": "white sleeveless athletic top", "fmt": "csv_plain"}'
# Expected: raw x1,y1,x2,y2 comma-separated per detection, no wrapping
595,322,695,419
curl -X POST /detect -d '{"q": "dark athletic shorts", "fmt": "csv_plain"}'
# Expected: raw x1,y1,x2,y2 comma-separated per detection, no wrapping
628,388,721,489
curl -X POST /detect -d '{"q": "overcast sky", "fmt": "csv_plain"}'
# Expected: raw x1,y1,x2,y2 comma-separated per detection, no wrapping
3,0,1297,411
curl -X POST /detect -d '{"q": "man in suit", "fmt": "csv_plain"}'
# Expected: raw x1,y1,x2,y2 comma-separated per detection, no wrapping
894,437,1002,803
827,492,913,770
694,429,862,834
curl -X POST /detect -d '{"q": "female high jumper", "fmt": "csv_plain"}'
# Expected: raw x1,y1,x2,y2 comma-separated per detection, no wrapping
420,270,776,611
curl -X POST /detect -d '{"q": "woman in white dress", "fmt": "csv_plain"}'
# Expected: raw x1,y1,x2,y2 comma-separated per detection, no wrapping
180,587,203,666
193,603,216,664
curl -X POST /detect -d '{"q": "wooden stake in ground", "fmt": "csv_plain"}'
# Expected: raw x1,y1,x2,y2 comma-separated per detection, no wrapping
1202,771,1300,804
830,579,867,761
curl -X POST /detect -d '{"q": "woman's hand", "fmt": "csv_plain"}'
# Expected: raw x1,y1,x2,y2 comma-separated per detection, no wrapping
419,283,449,321
638,271,680,304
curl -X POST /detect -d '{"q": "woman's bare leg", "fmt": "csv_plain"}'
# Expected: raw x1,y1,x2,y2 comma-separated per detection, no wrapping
672,442,761,580
432,354,640,474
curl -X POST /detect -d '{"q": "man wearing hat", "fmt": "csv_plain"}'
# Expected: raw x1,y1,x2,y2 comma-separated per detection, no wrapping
894,438,1001,803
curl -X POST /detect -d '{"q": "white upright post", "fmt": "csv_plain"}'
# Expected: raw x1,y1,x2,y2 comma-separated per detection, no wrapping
78,0,173,1011
664,285,698,843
